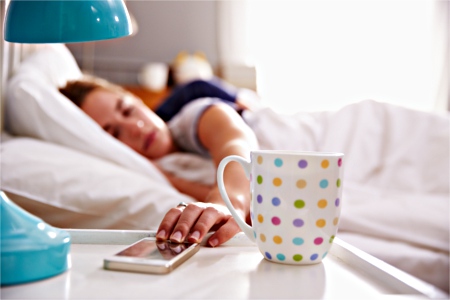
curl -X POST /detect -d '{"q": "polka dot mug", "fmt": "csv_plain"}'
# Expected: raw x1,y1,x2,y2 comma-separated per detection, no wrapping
217,150,344,265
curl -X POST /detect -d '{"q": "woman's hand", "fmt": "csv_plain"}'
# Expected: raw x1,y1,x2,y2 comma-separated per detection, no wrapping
156,202,242,247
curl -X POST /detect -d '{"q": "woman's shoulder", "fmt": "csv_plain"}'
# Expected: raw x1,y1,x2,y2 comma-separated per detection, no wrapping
167,98,222,157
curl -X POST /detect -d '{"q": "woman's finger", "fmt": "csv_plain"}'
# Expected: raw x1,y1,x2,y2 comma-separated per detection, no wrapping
206,217,242,247
156,205,187,240
169,204,204,243
186,206,231,243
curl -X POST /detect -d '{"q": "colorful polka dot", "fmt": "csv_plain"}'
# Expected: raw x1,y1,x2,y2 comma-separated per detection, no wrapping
260,233,266,242
273,236,283,244
321,159,329,168
257,156,263,164
293,254,303,262
317,199,327,208
257,175,263,184
316,219,326,228
257,214,264,223
274,158,283,167
293,218,304,227
319,179,329,188
292,237,304,245
322,252,328,259
336,178,341,187
333,217,339,226
335,198,340,207
338,158,342,167
276,253,286,261
296,179,307,189
294,200,305,209
273,177,282,186
314,237,323,245
257,194,263,204
271,197,281,206
310,253,319,261
253,231,257,239
271,216,281,225
298,160,308,168
329,235,335,243
265,252,272,259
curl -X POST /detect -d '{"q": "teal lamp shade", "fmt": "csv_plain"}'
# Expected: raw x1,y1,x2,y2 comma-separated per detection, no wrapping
4,0,133,43
1,192,71,285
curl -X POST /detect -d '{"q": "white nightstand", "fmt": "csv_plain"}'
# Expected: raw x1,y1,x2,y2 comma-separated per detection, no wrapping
1,229,447,299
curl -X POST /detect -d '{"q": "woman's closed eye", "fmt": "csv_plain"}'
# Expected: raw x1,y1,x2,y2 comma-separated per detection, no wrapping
116,97,134,118
112,127,120,138
122,105,134,117
104,124,121,139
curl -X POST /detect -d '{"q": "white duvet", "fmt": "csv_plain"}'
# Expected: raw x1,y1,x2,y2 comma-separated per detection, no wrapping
158,100,450,292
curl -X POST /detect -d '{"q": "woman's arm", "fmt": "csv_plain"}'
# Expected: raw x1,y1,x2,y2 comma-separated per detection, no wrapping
198,103,257,218
156,103,258,246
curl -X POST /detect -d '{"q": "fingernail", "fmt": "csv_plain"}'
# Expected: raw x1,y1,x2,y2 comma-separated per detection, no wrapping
189,231,200,242
171,231,183,243
209,238,219,247
156,230,166,240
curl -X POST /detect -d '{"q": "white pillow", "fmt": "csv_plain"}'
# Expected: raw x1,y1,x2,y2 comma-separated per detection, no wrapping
1,135,194,229
5,44,166,183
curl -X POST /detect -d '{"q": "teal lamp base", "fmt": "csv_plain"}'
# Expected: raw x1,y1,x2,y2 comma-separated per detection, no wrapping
1,191,71,286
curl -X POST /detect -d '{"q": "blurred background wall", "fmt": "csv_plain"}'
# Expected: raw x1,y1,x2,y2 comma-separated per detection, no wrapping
66,0,448,113
67,1,219,85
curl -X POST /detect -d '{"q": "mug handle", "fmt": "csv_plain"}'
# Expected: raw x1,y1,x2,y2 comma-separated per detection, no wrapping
217,155,255,242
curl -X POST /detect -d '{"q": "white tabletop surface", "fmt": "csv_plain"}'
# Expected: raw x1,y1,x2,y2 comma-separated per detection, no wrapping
2,230,446,299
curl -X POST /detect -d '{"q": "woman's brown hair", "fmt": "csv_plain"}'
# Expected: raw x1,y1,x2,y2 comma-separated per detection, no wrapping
59,75,130,107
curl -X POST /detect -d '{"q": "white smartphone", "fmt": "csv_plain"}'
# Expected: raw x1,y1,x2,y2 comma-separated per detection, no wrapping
103,238,200,274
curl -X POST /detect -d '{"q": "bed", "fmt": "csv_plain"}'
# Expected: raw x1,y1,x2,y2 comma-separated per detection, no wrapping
1,44,449,294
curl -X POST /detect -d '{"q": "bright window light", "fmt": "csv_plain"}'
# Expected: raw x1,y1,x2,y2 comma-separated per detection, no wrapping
245,0,437,113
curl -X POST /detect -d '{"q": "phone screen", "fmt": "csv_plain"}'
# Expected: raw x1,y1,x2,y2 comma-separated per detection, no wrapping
116,239,194,261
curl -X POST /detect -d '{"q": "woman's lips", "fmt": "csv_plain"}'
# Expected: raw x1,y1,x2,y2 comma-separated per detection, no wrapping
143,131,156,151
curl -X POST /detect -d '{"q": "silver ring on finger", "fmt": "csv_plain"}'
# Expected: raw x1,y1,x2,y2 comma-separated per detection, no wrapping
176,201,189,209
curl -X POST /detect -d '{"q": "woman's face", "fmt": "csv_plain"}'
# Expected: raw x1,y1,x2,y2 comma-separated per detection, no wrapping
81,88,175,159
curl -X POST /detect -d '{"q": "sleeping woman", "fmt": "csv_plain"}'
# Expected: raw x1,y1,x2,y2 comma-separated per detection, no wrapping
59,76,259,247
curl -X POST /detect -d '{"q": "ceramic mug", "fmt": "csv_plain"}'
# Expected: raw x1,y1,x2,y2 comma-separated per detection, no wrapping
217,150,344,265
